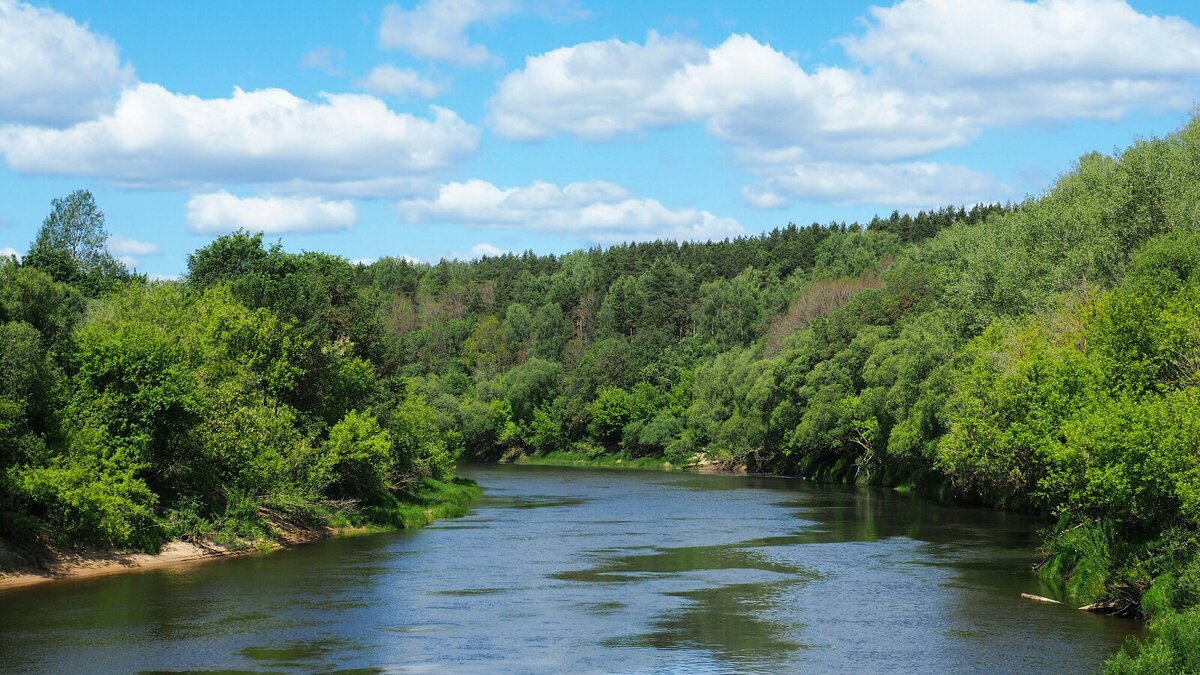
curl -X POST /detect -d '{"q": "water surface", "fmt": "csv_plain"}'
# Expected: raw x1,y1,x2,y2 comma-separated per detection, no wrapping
0,465,1140,673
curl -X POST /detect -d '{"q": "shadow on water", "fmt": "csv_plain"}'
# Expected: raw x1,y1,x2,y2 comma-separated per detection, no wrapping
555,521,821,670
0,465,1143,674
474,495,588,510
616,581,810,669
554,542,813,583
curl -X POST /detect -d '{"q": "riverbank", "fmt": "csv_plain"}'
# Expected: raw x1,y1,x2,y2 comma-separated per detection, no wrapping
509,450,683,471
507,450,755,473
0,477,481,592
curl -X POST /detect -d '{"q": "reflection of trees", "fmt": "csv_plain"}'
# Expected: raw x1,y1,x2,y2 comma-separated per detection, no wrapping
634,581,807,671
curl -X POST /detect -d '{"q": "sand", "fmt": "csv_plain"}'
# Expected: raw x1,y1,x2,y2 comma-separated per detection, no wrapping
0,525,333,591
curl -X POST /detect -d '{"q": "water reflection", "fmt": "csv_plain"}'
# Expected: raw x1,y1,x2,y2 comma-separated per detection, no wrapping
0,464,1140,674
626,581,809,668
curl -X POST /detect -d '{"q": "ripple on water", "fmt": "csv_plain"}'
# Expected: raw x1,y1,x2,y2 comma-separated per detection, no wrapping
434,587,505,596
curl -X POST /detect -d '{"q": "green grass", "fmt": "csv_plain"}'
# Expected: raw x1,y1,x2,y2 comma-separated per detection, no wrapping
335,477,482,531
1106,606,1200,673
510,450,684,471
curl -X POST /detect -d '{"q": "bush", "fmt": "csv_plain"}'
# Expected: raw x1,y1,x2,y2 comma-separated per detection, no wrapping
1106,606,1200,674
11,454,161,551
323,410,393,502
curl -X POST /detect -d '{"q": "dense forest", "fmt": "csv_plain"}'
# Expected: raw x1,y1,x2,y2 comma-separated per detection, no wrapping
5,120,1200,670
0,190,476,556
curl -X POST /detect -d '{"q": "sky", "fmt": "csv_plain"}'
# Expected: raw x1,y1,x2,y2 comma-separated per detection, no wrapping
1,0,1200,279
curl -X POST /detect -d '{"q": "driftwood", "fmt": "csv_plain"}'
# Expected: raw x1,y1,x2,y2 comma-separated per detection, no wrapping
1078,601,1121,613
1020,593,1062,604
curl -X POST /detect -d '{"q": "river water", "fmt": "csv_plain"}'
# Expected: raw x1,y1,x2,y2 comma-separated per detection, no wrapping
0,465,1140,673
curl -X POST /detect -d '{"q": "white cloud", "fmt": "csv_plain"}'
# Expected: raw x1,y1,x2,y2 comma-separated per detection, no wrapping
187,192,358,234
379,0,516,66
149,273,179,282
744,161,1008,208
0,83,480,189
489,32,972,161
0,245,20,260
398,179,744,244
107,234,161,257
469,242,507,258
0,0,134,126
489,2,1200,208
840,0,1200,124
490,32,708,141
300,47,345,75
357,65,443,98
493,4,1200,152
843,0,1200,84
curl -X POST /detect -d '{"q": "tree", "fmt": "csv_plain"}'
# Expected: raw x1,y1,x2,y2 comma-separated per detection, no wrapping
186,230,268,289
24,190,129,295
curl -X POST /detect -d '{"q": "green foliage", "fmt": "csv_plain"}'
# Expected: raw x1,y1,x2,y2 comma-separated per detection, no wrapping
185,230,268,290
11,118,1200,663
1106,606,1200,674
504,358,563,422
23,189,131,296
698,268,767,349
1040,521,1118,603
323,410,393,501
0,259,85,355
386,392,460,482
10,452,159,550
0,322,56,470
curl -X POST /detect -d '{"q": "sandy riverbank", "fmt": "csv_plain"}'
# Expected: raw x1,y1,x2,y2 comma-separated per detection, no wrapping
0,477,482,592
0,526,335,592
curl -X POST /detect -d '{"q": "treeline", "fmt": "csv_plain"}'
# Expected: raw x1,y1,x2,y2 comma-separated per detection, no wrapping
339,124,1199,670
4,117,1200,667
0,192,472,554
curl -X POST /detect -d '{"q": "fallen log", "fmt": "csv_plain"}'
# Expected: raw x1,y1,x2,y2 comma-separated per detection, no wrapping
1020,593,1062,604
1078,601,1122,613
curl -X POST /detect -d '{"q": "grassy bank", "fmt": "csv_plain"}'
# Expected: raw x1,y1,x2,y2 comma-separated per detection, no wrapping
509,450,685,471
346,477,483,530
0,478,480,590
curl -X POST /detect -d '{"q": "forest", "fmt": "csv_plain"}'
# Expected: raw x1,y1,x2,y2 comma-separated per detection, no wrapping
5,119,1200,670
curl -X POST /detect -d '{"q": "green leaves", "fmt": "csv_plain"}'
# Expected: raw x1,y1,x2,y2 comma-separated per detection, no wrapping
323,410,393,501
23,190,131,296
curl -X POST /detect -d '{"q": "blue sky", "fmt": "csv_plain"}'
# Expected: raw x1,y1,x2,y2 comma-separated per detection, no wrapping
1,0,1199,278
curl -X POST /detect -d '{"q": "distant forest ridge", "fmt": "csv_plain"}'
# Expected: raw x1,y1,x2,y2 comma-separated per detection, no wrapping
6,119,1200,671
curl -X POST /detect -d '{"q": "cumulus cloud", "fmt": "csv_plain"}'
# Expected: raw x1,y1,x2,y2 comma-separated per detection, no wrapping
490,32,709,141
108,233,160,268
379,0,516,66
0,0,134,126
187,192,358,234
0,83,480,189
357,65,443,98
843,0,1200,84
490,32,972,162
490,1,1200,207
469,242,507,257
744,161,1008,208
107,234,161,257
841,0,1200,123
398,179,744,244
494,4,1200,150
0,246,20,260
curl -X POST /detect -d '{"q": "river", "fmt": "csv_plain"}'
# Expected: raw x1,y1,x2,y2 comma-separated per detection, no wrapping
0,464,1141,673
